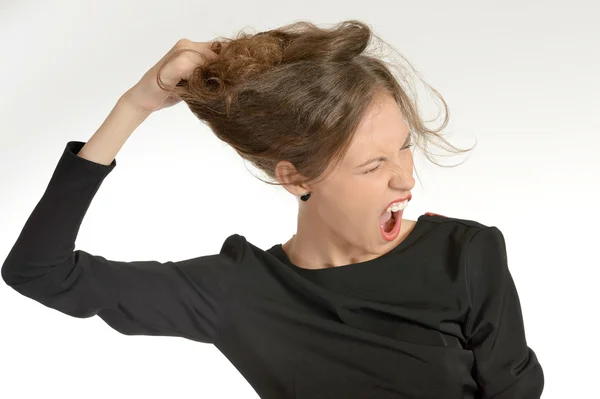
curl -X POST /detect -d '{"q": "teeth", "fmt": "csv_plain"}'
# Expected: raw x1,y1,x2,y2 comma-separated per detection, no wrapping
386,199,408,213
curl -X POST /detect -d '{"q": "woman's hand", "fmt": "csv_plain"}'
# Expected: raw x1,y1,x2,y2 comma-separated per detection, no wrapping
123,39,223,113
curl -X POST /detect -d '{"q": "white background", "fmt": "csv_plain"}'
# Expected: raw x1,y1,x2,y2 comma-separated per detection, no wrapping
1,0,598,398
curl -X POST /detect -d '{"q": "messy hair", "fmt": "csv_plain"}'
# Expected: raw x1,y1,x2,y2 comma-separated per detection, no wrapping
156,19,475,186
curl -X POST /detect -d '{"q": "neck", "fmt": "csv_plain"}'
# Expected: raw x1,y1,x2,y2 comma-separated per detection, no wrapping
282,207,385,270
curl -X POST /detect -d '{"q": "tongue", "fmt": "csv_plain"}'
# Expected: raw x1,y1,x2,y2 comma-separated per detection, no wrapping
379,210,392,227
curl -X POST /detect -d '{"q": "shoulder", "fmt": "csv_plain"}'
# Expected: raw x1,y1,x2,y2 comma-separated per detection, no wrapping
419,214,510,286
419,212,495,234
218,233,274,264
419,212,504,245
217,234,249,263
422,212,490,229
423,214,510,279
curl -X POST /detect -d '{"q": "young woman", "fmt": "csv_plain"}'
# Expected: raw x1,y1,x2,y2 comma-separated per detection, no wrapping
1,20,544,399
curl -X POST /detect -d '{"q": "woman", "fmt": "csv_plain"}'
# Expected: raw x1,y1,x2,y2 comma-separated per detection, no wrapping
1,20,543,398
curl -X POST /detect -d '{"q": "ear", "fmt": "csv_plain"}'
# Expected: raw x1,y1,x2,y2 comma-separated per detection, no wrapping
275,160,310,197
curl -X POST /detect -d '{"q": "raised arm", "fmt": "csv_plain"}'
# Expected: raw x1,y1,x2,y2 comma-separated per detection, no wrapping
1,39,241,343
1,134,242,343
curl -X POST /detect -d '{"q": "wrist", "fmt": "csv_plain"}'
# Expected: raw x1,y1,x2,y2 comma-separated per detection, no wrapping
119,90,155,119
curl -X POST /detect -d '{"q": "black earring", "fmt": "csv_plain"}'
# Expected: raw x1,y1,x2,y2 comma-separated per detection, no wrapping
300,192,311,202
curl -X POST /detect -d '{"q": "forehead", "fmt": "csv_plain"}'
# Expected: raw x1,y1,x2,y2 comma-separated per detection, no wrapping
342,94,409,166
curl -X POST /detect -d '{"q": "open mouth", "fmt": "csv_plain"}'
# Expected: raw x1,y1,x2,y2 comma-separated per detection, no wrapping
379,196,411,239
381,210,398,233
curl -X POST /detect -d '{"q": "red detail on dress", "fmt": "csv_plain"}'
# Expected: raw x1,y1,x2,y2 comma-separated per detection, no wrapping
425,212,446,217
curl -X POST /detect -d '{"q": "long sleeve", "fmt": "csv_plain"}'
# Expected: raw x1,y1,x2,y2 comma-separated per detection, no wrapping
463,226,544,398
1,141,242,343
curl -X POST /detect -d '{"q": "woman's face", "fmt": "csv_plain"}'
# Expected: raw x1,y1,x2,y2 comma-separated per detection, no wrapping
308,91,415,252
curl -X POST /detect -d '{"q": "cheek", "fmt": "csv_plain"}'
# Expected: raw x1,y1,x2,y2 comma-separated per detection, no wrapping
348,187,379,218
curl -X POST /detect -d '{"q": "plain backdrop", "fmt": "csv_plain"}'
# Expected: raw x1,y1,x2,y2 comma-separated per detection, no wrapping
1,1,598,398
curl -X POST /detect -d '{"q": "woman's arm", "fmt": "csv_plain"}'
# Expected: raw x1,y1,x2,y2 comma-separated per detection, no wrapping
463,226,544,398
1,137,242,344
76,92,152,166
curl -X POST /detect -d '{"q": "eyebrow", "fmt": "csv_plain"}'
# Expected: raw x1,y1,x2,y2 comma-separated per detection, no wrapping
354,133,412,169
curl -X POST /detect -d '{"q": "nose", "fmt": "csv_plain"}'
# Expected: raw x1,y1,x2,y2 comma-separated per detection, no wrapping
388,163,413,190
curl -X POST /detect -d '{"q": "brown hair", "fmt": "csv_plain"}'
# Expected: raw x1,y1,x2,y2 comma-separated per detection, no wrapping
156,20,475,186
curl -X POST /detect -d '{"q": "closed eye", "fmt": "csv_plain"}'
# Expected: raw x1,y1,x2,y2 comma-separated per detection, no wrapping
362,142,413,174
364,164,383,174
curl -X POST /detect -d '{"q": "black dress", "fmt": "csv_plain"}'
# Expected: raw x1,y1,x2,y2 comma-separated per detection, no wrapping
1,141,544,398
